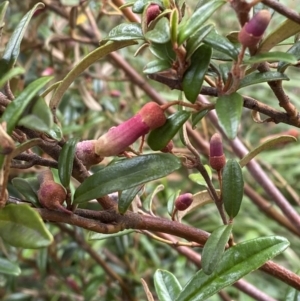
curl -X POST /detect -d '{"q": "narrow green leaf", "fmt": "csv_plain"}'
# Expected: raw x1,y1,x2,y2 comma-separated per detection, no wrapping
188,165,212,187
143,59,172,74
11,177,40,207
186,24,214,59
0,204,53,248
191,109,209,128
183,44,212,103
215,92,243,139
170,9,178,45
1,76,53,134
0,1,9,27
202,224,233,275
149,41,176,62
239,135,297,168
32,98,53,129
48,123,63,141
203,29,239,60
0,67,25,89
143,184,164,212
88,229,134,241
107,23,144,41
243,52,297,65
118,185,143,214
258,19,300,54
74,154,181,204
167,190,181,216
132,0,163,13
222,159,244,219
278,41,300,73
238,71,289,89
147,111,190,150
18,115,50,133
0,2,45,75
145,17,170,44
154,269,182,301
58,138,78,188
50,41,136,113
177,0,225,45
0,257,21,276
176,236,289,301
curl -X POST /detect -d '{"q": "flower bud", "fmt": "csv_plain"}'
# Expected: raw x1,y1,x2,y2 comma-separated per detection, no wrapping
37,171,71,214
76,140,104,168
238,10,271,48
95,102,166,157
209,133,226,171
160,140,174,153
145,4,161,26
175,193,193,211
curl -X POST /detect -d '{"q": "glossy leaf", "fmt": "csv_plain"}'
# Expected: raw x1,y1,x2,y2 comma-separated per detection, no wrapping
58,138,78,188
191,109,209,128
258,19,300,54
188,165,212,187
0,66,25,89
176,236,289,301
147,111,190,150
170,9,178,45
0,2,44,76
278,41,300,73
88,229,134,241
0,204,53,248
74,154,181,204
48,123,63,141
132,0,163,13
118,185,143,214
239,135,297,168
222,159,244,219
0,257,21,276
1,76,53,135
32,98,53,129
149,41,176,62
143,59,172,74
107,23,144,41
145,17,170,44
203,29,239,60
182,44,212,103
238,71,289,89
11,177,40,207
18,115,49,133
202,224,233,275
177,190,216,222
215,92,243,140
154,269,182,301
186,24,214,59
243,52,297,65
177,1,225,45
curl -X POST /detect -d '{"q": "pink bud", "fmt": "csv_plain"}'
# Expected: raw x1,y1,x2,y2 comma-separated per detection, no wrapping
76,140,103,168
175,193,193,211
146,4,161,26
160,140,174,153
209,133,226,171
238,10,271,48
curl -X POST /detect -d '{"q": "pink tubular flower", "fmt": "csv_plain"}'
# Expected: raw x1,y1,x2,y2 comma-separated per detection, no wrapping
238,10,271,48
95,102,166,157
209,133,226,171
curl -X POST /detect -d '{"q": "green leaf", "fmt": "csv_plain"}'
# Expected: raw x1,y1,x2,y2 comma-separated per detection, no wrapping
202,224,233,275
0,257,21,276
32,98,53,129
186,24,214,59
177,0,225,45
18,115,50,133
278,41,300,73
50,41,136,112
170,8,178,45
238,71,289,89
258,19,300,54
215,92,243,140
182,44,212,103
1,76,53,135
145,17,170,44
132,0,163,13
149,41,176,62
11,177,40,207
0,1,9,27
243,52,297,65
118,185,143,214
285,280,300,301
0,204,53,248
143,59,172,74
176,236,289,301
74,154,181,204
154,269,182,301
107,23,144,41
203,29,239,60
143,184,164,212
147,111,190,150
188,165,212,187
191,109,209,128
88,229,134,241
48,123,63,141
58,138,78,188
0,2,45,76
222,159,244,219
0,67,25,89
167,190,181,216
239,135,297,168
